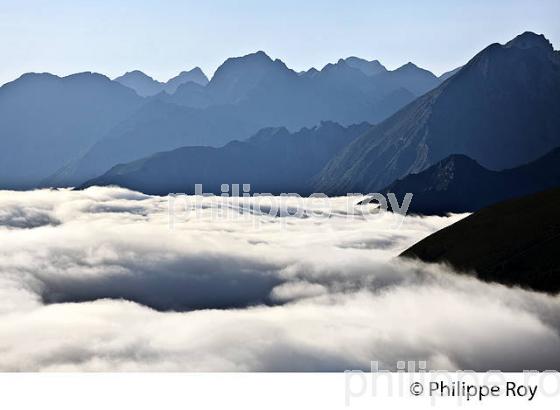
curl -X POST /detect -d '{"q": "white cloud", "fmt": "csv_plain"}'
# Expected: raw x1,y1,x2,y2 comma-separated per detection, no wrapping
0,187,559,371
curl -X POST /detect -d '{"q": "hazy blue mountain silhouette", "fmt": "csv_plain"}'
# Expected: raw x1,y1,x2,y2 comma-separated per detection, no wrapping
161,51,436,125
207,51,293,105
343,57,387,76
48,51,441,187
376,147,560,215
80,122,371,195
114,68,208,97
44,99,263,187
438,66,462,81
0,72,143,189
373,62,440,95
298,68,319,78
163,68,209,93
114,71,162,96
401,188,560,293
315,32,560,194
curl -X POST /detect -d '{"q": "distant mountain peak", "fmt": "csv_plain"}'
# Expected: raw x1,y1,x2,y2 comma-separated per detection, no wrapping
254,50,269,58
320,59,353,73
165,68,209,92
391,62,437,78
180,67,204,75
428,155,485,185
246,126,290,144
212,51,278,79
240,50,273,63
116,70,159,84
207,51,294,104
343,57,387,76
115,68,208,96
6,72,113,89
506,31,553,51
122,70,152,77
298,67,319,78
396,62,420,71
317,120,344,130
62,72,114,84
15,72,59,82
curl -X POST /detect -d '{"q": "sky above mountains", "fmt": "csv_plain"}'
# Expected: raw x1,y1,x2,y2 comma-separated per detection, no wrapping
1,0,559,85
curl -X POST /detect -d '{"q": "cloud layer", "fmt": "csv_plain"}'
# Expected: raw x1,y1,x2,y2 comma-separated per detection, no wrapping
0,187,559,371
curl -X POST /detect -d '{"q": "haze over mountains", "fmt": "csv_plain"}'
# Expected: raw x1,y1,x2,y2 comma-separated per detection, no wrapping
344,57,387,76
156,52,439,114
0,72,143,189
316,32,560,193
62,30,560,220
44,53,444,187
80,121,371,195
1,31,559,300
0,50,444,189
1,30,559,215
114,68,209,97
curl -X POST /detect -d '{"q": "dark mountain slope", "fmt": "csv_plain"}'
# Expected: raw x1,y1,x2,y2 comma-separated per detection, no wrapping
401,188,560,293
0,72,143,189
315,32,560,194
80,122,371,195
378,147,560,215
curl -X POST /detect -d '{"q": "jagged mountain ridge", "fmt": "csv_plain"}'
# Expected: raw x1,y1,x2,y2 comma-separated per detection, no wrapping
377,147,560,215
79,121,372,195
46,51,441,187
114,68,209,97
315,32,560,194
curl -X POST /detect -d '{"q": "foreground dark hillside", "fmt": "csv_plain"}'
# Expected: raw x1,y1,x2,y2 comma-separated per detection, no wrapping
401,188,560,293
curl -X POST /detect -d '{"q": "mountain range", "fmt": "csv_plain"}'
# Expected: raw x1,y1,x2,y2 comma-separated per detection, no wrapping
69,32,560,204
114,68,209,97
376,147,560,215
43,53,444,187
0,51,442,189
156,53,439,119
2,30,558,208
315,32,560,193
0,72,143,189
79,121,371,195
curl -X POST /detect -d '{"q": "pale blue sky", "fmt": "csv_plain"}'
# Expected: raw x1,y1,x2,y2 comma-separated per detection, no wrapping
1,0,559,85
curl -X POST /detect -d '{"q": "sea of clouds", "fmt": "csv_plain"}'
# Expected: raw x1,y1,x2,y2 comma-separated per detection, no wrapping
0,187,559,371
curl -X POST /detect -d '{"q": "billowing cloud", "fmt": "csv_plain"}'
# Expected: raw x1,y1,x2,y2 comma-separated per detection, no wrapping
0,187,559,371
